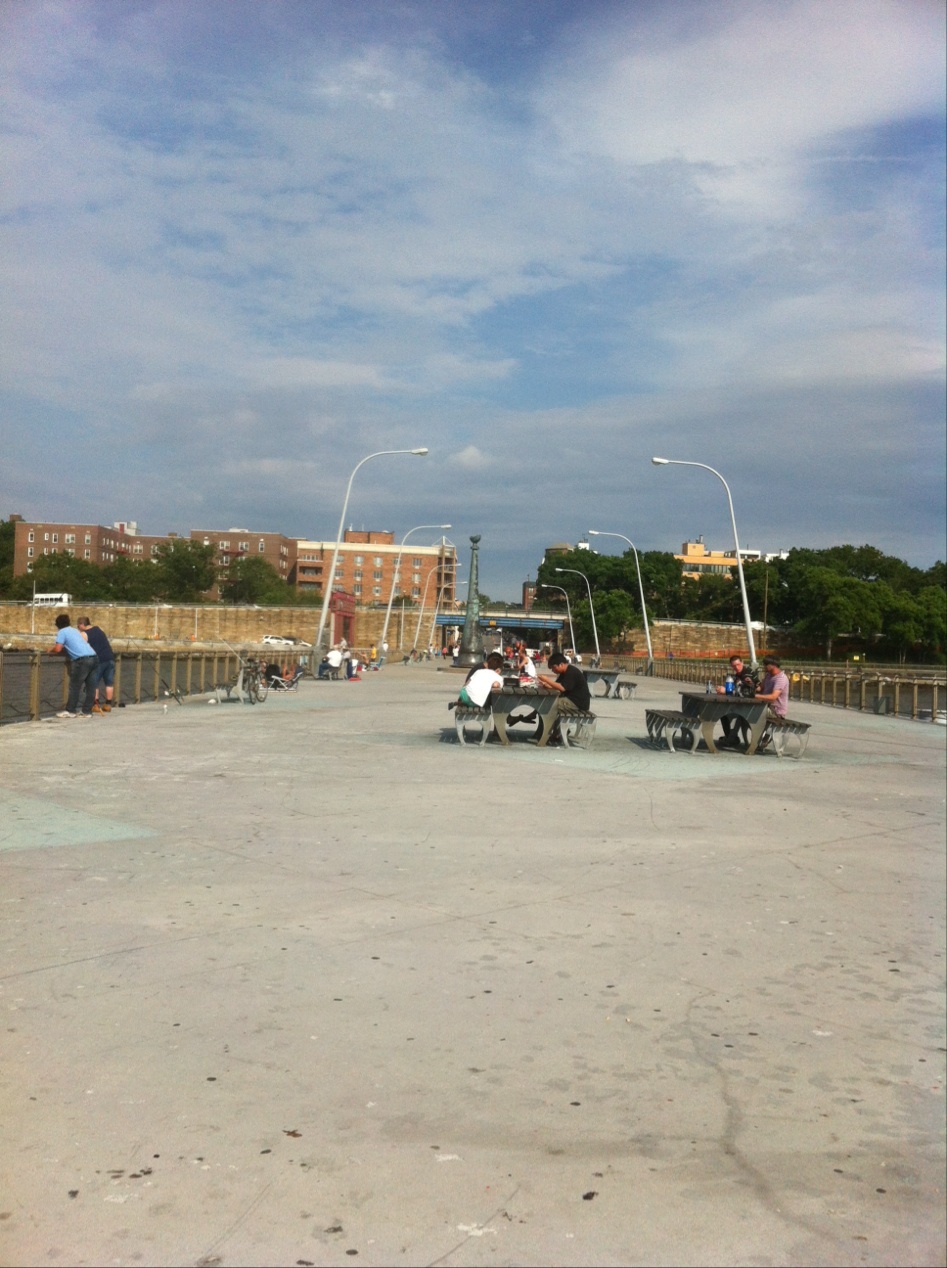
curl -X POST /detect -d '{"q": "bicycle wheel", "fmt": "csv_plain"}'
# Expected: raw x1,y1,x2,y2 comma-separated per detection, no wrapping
246,670,263,703
255,675,269,703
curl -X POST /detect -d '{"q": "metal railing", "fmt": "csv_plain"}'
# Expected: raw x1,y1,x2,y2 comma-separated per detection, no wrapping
607,656,945,723
0,649,243,725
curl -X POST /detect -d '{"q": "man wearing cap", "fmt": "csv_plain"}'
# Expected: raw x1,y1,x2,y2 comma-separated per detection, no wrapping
755,655,790,718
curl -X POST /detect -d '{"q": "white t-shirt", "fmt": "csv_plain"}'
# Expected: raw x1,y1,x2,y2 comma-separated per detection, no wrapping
464,667,502,707
327,648,342,668
519,656,537,679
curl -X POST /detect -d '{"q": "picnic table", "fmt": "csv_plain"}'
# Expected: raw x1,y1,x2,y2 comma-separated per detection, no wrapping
646,690,771,755
454,685,596,749
581,668,637,699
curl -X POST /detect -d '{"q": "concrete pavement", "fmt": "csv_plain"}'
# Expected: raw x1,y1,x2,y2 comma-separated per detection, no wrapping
1,665,944,1267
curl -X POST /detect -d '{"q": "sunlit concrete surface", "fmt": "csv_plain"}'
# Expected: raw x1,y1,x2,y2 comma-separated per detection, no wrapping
1,666,944,1268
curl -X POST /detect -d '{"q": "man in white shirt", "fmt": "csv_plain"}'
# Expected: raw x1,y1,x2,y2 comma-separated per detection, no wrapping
455,653,505,709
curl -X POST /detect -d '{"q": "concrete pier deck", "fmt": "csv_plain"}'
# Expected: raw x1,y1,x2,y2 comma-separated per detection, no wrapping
1,666,944,1268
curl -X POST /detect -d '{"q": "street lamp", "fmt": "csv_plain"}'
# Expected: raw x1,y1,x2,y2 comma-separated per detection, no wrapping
413,561,462,653
555,567,601,663
380,523,451,651
313,447,429,659
539,583,576,656
587,530,654,671
651,456,757,667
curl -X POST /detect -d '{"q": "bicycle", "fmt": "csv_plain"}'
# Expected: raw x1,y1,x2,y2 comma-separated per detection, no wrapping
243,656,269,704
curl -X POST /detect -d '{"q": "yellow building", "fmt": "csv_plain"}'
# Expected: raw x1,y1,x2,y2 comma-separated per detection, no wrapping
675,537,762,580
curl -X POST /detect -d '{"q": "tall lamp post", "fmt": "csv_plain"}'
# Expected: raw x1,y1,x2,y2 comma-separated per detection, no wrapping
313,447,429,663
539,583,576,655
555,566,601,664
587,530,654,672
651,457,757,667
413,562,462,653
380,523,451,651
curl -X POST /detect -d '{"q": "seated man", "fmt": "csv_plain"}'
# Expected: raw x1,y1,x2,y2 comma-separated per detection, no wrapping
754,655,790,719
526,650,592,742
454,652,505,711
717,654,759,746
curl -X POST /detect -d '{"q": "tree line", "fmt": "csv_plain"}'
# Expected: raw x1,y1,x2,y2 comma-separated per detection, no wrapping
534,543,945,663
2,522,943,661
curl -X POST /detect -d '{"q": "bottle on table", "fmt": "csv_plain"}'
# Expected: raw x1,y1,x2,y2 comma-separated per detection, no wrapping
725,673,734,695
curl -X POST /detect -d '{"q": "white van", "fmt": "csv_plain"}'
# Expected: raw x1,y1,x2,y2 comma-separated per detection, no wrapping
31,592,72,607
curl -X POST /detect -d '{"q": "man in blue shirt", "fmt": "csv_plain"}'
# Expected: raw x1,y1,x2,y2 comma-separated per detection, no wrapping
77,617,116,712
48,614,98,718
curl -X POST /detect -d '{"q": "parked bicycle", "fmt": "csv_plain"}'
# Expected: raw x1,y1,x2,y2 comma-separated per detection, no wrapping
243,656,269,704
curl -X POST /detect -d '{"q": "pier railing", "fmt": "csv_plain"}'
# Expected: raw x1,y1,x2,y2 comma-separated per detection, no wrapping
0,649,243,725
610,656,945,723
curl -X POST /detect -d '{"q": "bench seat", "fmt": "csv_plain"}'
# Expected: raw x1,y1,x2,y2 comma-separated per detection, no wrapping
453,704,494,746
559,709,597,749
761,716,811,758
645,708,698,752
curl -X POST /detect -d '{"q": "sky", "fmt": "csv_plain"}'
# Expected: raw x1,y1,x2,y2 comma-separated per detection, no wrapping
1,0,944,601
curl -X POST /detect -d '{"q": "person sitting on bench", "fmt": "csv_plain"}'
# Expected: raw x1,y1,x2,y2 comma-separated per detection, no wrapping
519,650,592,741
453,652,505,711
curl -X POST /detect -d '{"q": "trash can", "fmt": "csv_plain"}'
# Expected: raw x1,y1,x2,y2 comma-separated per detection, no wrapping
873,695,893,715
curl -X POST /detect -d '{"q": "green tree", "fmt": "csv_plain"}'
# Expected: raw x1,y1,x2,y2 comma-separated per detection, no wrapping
221,556,288,605
0,519,15,596
153,540,216,602
794,569,886,658
101,555,161,602
8,552,105,601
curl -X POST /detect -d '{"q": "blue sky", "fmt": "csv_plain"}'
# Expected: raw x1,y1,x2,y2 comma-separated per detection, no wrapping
1,0,944,600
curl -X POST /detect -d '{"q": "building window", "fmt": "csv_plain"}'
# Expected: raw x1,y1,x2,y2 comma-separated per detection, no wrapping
83,550,91,559
220,540,230,550
65,533,75,544
66,548,74,557
373,586,382,597
354,584,362,595
412,557,422,567
354,569,362,580
412,586,420,597
239,540,249,552
221,554,230,564
259,541,266,553
84,534,91,544
412,572,421,584
373,570,382,581
44,532,49,541
373,556,383,567
27,547,33,558
151,545,161,556
52,533,58,543
354,555,364,565
133,543,143,554
28,531,34,542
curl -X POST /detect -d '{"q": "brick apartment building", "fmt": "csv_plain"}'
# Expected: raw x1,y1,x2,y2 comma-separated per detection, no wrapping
189,528,297,597
10,517,458,609
12,517,170,574
295,530,458,609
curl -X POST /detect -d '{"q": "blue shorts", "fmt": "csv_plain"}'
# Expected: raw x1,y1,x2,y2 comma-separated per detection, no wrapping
93,659,115,688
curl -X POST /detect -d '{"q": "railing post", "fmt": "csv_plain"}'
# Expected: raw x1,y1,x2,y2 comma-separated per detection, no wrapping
134,655,143,704
29,650,42,721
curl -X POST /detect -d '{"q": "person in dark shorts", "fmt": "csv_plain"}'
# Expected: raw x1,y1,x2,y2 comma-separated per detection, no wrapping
717,654,759,746
77,617,116,712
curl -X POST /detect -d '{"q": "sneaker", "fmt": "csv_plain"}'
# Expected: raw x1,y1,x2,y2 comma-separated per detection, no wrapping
56,710,77,719
78,712,93,718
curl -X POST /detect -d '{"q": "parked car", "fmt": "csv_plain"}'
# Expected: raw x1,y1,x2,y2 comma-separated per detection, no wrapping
262,635,294,647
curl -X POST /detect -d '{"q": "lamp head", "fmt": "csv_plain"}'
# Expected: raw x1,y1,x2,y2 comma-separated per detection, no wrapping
412,448,429,456
555,568,564,574
651,456,669,465
588,530,600,536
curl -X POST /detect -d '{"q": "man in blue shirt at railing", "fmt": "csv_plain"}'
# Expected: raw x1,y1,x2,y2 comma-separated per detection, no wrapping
48,614,98,718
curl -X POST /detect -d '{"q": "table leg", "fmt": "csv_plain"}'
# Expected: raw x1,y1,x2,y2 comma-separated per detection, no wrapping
491,712,511,745
744,713,770,755
699,717,720,753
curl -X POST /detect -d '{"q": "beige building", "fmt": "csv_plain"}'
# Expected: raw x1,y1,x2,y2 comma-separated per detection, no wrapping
295,530,458,608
